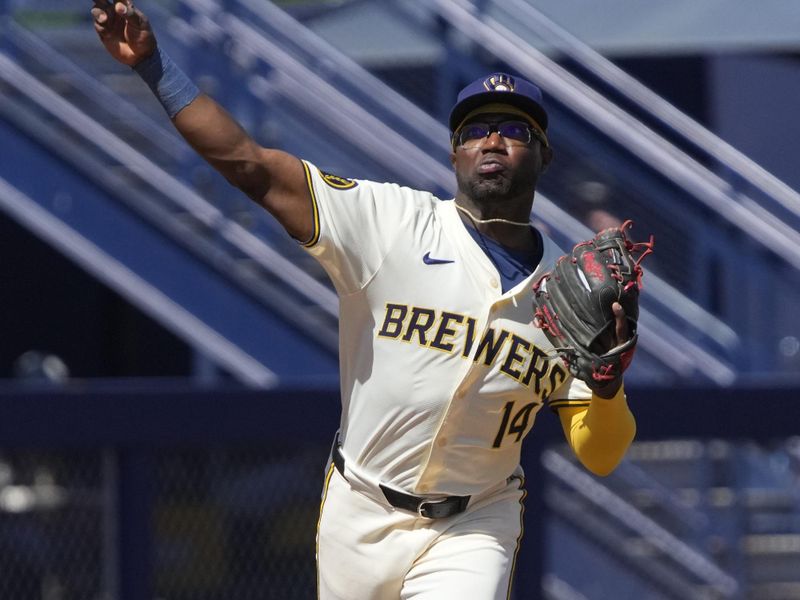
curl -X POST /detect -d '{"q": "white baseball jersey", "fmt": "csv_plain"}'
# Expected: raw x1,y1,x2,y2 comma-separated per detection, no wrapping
301,161,592,498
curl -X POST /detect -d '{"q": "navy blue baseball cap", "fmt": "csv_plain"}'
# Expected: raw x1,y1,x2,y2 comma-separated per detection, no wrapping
448,73,548,134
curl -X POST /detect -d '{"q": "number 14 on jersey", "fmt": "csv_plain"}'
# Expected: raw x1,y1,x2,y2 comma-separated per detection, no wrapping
492,401,538,448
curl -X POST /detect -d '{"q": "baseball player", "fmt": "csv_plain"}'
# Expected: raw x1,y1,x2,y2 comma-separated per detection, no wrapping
91,2,637,598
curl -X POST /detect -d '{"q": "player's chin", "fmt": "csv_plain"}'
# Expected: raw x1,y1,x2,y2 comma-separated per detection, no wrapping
473,175,511,197
457,171,511,201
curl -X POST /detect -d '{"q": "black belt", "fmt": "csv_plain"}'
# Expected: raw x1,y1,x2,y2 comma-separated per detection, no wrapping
331,440,470,519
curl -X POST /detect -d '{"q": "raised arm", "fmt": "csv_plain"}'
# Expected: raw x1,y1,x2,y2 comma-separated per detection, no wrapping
90,0,313,242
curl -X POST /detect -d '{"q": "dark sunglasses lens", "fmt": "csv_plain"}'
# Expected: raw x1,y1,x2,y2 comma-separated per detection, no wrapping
459,124,490,144
457,121,533,147
497,122,530,143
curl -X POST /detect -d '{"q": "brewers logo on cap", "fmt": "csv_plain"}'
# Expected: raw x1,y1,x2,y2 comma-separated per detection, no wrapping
483,74,516,93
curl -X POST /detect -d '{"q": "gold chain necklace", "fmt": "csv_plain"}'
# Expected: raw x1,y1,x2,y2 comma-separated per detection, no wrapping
455,203,530,227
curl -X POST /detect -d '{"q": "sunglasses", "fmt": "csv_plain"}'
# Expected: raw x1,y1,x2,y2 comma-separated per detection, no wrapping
454,120,546,149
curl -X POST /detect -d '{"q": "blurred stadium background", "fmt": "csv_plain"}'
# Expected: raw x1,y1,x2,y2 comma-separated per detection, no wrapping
1,0,799,598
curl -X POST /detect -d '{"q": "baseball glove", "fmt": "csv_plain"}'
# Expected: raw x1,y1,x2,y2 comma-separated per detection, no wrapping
532,220,654,389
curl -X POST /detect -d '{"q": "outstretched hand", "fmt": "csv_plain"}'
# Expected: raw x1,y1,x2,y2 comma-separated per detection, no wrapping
90,1,156,66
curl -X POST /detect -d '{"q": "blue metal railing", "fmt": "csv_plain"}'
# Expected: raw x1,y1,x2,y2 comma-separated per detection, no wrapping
426,0,800,268
177,0,745,382
0,48,341,382
4,1,794,384
487,0,800,232
544,448,740,598
0,0,747,384
402,0,800,378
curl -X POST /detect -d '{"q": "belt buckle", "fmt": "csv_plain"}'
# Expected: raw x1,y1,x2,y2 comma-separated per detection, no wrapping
417,497,451,519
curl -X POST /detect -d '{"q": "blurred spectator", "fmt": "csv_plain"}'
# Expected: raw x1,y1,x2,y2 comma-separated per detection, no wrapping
12,351,69,384
573,179,622,232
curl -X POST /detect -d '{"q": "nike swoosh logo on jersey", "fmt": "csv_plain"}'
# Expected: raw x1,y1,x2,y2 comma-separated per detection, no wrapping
423,252,455,265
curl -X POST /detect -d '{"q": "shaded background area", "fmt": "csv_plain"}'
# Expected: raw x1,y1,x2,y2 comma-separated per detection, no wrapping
0,212,191,379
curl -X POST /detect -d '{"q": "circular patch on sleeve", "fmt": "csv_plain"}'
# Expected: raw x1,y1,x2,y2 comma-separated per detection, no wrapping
318,169,358,190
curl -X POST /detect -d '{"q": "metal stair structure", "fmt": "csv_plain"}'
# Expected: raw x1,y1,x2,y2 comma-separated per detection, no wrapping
0,0,745,386
0,17,341,385
545,440,800,600
173,0,741,384
401,0,800,380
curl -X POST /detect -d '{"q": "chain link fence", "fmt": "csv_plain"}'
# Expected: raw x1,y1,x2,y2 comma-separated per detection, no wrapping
153,444,326,600
0,443,329,600
4,436,799,600
0,450,104,600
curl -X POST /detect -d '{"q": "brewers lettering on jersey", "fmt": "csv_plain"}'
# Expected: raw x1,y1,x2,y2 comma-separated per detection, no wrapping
91,2,638,597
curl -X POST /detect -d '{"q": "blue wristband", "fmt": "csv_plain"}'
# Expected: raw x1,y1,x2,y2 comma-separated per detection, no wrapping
133,46,200,119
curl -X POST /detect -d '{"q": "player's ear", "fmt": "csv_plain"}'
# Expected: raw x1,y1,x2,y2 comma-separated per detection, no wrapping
449,132,459,167
540,145,553,172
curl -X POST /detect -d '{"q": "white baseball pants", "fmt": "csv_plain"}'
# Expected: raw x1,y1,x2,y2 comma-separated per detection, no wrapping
316,465,526,600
